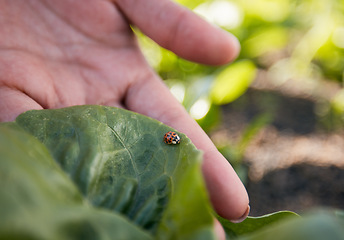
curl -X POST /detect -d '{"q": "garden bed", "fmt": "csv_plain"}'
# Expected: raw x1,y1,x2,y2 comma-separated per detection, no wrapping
211,87,344,216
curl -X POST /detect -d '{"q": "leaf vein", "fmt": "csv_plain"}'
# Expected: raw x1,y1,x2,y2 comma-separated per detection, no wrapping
107,125,139,178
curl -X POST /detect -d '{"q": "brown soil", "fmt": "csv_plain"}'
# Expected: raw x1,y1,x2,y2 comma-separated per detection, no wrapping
210,88,344,216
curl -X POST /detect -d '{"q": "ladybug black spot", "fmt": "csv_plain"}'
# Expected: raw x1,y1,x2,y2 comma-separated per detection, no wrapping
163,131,181,145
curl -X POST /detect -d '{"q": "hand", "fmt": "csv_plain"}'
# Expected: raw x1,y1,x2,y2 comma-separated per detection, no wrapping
0,0,249,238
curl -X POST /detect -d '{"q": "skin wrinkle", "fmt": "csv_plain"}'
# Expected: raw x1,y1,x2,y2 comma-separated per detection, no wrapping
77,63,120,106
2,1,62,59
0,52,53,109
123,61,157,108
1,44,130,109
39,0,102,44
111,0,133,26
57,41,146,107
162,6,188,52
42,0,132,45
0,48,131,111
36,1,100,64
106,49,145,107
37,0,134,65
47,64,81,108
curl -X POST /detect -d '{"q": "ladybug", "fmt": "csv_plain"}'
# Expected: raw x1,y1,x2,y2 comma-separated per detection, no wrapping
163,131,181,145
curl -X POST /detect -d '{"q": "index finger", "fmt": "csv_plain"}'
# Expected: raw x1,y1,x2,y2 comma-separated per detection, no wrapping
114,0,240,65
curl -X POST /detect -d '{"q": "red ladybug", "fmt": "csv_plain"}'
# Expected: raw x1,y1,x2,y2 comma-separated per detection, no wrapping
163,131,181,145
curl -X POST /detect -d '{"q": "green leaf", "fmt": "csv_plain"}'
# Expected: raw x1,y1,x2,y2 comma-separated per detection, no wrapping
238,113,272,153
0,123,153,240
237,211,344,240
156,158,215,240
242,27,288,58
175,0,207,9
217,211,299,238
15,105,216,240
210,60,257,105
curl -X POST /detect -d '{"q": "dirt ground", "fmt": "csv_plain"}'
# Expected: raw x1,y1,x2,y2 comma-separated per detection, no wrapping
211,87,344,216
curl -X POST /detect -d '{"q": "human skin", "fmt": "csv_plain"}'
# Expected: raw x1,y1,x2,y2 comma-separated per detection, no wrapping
0,0,249,238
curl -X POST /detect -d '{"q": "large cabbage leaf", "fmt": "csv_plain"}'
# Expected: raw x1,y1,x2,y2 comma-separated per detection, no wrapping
1,105,312,240
0,105,215,240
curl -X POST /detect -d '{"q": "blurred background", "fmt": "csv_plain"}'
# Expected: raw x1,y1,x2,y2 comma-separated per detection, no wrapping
137,0,344,216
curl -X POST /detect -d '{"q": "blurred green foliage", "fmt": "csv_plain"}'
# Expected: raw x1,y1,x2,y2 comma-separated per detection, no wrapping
138,0,344,119
210,60,257,105
137,0,344,171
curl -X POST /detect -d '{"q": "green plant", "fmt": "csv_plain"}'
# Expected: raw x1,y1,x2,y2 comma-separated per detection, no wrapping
1,105,343,240
217,113,272,184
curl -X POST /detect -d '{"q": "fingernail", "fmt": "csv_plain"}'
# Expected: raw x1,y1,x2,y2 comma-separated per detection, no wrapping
230,205,250,223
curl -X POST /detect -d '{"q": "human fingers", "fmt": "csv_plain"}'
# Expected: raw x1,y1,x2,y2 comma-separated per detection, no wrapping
114,0,240,65
124,70,249,222
0,87,43,122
